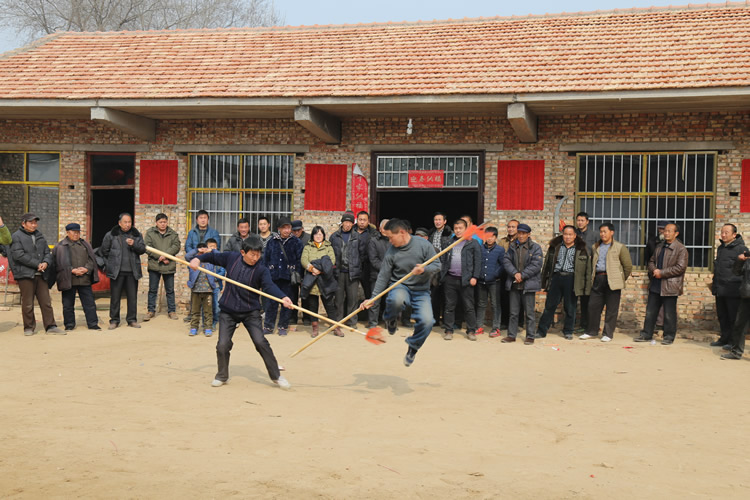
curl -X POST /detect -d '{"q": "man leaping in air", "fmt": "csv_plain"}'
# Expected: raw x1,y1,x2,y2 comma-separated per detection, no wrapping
360,218,441,367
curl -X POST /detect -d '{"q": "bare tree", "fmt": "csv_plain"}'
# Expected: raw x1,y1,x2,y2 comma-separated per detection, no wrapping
0,0,284,40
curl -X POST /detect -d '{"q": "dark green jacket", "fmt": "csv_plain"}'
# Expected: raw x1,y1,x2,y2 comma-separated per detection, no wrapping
144,226,181,274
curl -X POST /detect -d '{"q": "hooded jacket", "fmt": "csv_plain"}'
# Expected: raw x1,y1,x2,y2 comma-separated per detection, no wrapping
9,227,53,280
100,225,146,280
540,235,591,296
712,234,747,297
52,237,99,291
144,226,181,274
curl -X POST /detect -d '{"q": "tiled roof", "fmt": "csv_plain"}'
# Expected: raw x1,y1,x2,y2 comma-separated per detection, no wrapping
1,2,750,99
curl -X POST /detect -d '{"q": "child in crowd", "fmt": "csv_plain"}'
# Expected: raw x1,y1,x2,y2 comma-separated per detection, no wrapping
205,238,225,330
186,242,219,336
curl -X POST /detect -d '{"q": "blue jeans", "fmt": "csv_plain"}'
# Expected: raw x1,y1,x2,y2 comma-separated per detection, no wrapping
384,285,434,351
147,271,175,313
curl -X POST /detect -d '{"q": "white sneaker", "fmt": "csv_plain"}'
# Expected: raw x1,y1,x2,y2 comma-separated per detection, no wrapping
274,375,291,390
579,333,594,340
211,379,225,387
601,336,612,342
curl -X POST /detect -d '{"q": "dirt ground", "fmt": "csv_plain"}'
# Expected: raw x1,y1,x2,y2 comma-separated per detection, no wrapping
1,301,749,499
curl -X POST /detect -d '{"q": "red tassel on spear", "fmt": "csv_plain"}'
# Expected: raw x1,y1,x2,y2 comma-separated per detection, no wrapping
289,222,494,357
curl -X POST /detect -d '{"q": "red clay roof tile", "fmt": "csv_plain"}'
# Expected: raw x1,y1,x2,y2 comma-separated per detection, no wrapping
1,3,750,99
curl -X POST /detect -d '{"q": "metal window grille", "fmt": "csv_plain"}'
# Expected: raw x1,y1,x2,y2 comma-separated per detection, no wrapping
376,155,479,188
0,152,60,242
188,154,294,248
576,152,715,269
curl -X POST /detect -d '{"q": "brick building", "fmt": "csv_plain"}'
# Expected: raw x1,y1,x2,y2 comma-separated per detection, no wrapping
1,3,749,327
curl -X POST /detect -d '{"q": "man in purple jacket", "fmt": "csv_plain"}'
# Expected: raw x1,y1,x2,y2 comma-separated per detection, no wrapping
190,235,293,390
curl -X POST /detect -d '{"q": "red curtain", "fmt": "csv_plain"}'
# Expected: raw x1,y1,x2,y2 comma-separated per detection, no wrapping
305,164,348,211
496,160,544,210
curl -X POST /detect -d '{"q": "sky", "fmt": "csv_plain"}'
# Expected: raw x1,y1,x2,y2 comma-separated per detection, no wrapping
0,0,678,54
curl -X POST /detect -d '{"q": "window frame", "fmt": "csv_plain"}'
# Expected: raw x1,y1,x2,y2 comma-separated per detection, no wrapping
0,151,61,244
186,153,295,245
575,151,717,271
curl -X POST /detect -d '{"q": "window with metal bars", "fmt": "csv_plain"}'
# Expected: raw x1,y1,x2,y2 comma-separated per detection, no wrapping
188,154,294,248
0,152,60,242
376,155,479,188
576,152,715,269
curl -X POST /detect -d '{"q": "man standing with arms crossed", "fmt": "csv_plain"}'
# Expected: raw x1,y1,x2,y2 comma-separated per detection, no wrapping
361,219,441,367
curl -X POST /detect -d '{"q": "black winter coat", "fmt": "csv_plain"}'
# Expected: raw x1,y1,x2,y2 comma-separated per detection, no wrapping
713,235,747,297
368,233,390,281
9,228,53,280
100,225,146,280
329,228,366,280
440,236,482,287
301,256,337,300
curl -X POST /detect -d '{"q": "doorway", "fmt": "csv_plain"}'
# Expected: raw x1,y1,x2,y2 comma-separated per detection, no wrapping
88,154,136,248
376,190,481,229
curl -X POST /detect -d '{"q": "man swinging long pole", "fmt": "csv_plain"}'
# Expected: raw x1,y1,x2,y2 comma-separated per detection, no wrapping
290,220,491,359
145,245,384,342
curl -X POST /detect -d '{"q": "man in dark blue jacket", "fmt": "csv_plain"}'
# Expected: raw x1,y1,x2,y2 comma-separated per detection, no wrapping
262,217,302,336
440,219,481,341
191,236,293,389
476,227,505,338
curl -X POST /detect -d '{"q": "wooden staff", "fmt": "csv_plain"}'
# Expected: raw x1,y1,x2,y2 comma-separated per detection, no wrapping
289,222,492,357
145,246,371,337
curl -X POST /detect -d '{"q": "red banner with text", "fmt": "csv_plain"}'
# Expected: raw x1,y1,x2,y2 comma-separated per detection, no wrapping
408,170,444,188
351,164,369,214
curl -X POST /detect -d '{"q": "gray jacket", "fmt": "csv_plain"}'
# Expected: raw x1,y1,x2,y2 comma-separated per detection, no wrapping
503,238,544,292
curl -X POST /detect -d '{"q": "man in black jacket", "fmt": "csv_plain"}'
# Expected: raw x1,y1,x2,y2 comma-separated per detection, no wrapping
100,213,146,330
428,211,452,327
440,219,481,341
366,219,390,328
720,246,750,360
191,236,293,388
330,212,366,328
52,223,100,331
711,224,747,348
9,213,63,335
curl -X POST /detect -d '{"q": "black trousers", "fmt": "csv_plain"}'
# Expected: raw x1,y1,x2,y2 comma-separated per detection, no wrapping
62,285,99,329
110,272,138,325
729,297,750,356
443,275,477,333
430,281,445,327
577,294,590,330
215,309,280,383
640,292,678,340
586,274,621,338
303,293,337,324
716,296,741,344
335,272,360,327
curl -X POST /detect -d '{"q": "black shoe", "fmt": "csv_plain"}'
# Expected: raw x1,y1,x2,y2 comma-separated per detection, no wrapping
710,340,727,347
534,333,546,339
64,325,75,331
386,319,397,335
88,325,102,331
523,337,535,345
633,336,652,342
404,347,417,367
722,344,732,351
661,338,674,345
721,352,742,360
564,334,573,340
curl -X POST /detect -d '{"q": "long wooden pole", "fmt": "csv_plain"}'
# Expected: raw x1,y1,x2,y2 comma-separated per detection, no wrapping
289,222,491,357
145,246,370,336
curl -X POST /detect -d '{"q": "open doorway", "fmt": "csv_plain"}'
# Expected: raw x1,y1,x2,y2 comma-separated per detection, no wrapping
375,190,481,229
88,154,136,248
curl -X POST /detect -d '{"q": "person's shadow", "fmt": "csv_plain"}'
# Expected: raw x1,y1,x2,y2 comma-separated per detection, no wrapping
0,321,18,333
345,373,414,395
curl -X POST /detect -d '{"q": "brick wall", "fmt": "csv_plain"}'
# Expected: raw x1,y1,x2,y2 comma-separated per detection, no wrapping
1,111,748,329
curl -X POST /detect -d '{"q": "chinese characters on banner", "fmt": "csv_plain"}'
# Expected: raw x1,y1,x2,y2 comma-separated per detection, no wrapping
351,164,369,214
408,170,444,188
